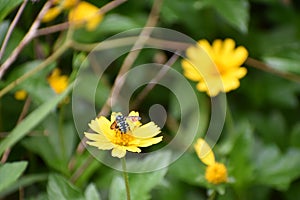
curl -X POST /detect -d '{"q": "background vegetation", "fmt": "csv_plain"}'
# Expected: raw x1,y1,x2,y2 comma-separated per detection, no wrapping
1,0,300,199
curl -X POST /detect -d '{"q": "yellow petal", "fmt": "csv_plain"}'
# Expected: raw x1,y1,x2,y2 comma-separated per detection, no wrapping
88,118,102,134
137,136,163,147
86,141,114,150
68,1,103,31
62,0,78,9
84,132,106,141
132,122,161,138
125,146,141,153
181,60,202,81
128,111,139,117
111,146,126,158
14,90,27,100
42,7,62,22
111,112,122,123
194,138,215,166
98,116,115,139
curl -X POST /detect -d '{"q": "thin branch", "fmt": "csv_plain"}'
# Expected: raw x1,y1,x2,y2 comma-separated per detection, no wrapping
98,0,164,117
0,0,28,60
132,51,180,109
35,0,127,37
0,42,70,98
0,1,53,79
74,0,164,155
246,57,300,83
1,97,31,163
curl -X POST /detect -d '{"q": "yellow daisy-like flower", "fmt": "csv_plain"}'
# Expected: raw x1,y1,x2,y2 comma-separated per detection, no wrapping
47,68,69,94
194,138,228,184
68,1,103,31
14,90,27,100
84,111,163,158
182,38,248,97
42,0,78,22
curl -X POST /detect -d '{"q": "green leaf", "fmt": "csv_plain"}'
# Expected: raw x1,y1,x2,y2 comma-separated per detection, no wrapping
0,0,23,22
203,0,250,32
169,153,206,186
0,84,73,157
0,173,47,198
6,60,56,104
263,44,300,75
254,145,300,190
84,184,101,200
47,174,84,200
226,121,254,188
0,161,28,192
290,123,300,148
110,151,171,200
109,176,125,200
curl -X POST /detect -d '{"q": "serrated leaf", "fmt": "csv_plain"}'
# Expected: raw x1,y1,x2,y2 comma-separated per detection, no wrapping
0,161,28,192
0,0,23,22
84,184,101,200
203,0,249,32
0,84,73,157
47,174,84,200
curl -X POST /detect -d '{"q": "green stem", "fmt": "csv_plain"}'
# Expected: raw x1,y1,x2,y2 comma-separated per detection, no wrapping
208,190,217,200
121,157,131,200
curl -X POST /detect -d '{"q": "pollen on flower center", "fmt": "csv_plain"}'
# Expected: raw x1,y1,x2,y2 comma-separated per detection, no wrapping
112,131,134,146
205,162,228,184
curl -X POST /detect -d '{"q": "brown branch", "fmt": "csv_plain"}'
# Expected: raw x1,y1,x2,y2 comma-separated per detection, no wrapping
98,0,164,117
0,1,53,79
132,51,180,109
1,97,31,163
246,57,300,83
0,0,28,60
35,0,127,37
73,0,164,157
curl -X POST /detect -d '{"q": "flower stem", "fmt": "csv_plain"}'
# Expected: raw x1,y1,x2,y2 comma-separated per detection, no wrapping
208,190,217,200
121,157,131,200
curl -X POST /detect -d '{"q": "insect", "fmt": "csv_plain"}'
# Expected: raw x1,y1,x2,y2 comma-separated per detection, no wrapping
110,114,141,133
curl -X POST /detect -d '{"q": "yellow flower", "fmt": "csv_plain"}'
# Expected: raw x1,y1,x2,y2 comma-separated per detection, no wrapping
182,38,248,97
42,0,78,22
84,111,163,158
194,138,228,184
47,68,69,94
14,90,27,100
68,1,103,31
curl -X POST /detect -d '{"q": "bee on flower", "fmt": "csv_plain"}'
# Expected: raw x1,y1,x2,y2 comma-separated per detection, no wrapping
194,138,228,184
84,111,163,158
181,38,248,97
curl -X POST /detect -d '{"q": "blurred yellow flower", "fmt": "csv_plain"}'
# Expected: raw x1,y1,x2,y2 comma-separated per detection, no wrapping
14,90,27,100
68,1,103,31
182,38,248,97
85,111,163,158
42,0,78,22
194,138,228,184
47,68,68,94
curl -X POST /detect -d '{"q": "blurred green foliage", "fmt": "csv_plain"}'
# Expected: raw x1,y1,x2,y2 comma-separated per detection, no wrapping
0,0,300,199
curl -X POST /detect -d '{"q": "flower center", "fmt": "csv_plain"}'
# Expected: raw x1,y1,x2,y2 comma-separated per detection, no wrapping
205,162,228,184
112,131,134,146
